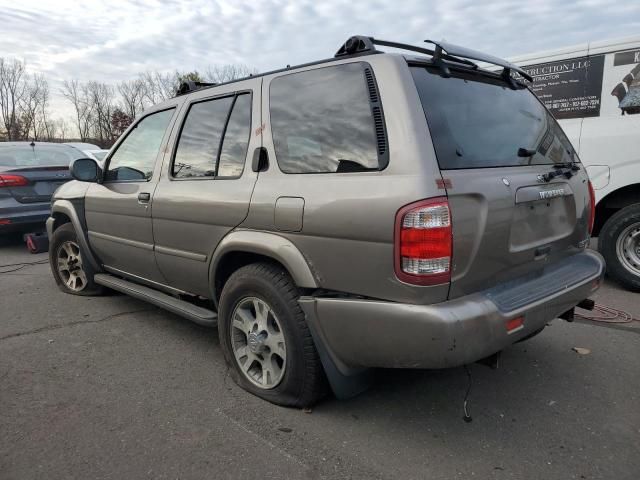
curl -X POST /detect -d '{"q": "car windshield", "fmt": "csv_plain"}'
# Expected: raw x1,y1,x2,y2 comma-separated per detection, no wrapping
411,66,578,169
0,145,84,167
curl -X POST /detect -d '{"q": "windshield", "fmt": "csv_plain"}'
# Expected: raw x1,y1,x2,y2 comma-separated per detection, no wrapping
0,145,84,167
411,66,577,169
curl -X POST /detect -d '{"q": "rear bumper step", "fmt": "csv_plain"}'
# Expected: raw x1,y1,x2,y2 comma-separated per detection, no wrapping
299,250,605,373
94,273,217,327
484,253,602,312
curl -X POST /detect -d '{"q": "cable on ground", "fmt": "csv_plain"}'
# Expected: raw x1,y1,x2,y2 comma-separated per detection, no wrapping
575,304,640,324
0,259,49,274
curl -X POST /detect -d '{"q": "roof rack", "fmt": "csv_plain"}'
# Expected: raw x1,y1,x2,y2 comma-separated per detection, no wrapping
168,35,532,100
335,36,533,83
176,80,218,96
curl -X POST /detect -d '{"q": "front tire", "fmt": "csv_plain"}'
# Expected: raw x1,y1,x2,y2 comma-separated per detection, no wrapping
49,223,103,295
598,204,640,291
218,262,328,407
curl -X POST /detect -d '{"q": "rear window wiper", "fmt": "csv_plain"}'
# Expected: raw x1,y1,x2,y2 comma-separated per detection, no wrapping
517,148,536,158
552,161,580,171
540,162,581,182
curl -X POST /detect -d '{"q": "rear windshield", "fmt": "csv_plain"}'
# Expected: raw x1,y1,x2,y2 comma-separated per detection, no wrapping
0,146,83,167
411,66,577,169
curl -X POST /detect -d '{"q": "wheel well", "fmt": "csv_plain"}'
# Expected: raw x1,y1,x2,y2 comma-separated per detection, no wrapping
593,183,640,236
213,251,296,305
52,212,72,231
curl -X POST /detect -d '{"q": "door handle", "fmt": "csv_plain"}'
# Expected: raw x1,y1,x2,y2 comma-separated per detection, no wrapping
252,147,269,172
138,192,151,203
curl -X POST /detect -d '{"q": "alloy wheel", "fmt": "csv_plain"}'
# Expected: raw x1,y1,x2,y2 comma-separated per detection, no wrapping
56,241,88,292
230,296,287,389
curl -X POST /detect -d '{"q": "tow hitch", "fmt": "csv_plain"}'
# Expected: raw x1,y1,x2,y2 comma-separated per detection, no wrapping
560,298,596,322
476,351,501,369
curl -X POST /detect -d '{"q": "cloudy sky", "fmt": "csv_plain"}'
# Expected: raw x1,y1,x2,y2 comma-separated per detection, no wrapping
1,0,639,120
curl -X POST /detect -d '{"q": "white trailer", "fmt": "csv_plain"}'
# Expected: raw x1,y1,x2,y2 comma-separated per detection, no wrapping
510,36,640,290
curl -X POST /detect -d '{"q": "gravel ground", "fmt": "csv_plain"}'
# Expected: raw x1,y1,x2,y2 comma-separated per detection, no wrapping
1,234,639,480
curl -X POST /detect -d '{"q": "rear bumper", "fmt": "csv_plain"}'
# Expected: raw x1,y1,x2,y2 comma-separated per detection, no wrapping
0,206,50,232
299,250,605,373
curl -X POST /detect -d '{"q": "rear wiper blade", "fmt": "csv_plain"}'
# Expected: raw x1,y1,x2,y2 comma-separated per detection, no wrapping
552,162,580,171
541,163,581,182
517,148,536,157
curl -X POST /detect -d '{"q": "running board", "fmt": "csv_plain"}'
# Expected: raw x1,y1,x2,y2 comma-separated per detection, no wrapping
94,273,217,327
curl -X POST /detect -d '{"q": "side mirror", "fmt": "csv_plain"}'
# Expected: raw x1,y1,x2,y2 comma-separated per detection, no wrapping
70,158,101,182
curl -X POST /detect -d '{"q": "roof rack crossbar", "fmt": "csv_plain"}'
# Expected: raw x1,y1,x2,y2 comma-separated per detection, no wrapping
424,39,533,82
335,36,532,83
176,80,218,96
370,38,476,68
335,36,476,69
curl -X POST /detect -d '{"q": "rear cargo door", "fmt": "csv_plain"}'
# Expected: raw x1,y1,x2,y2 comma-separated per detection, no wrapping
0,145,75,203
0,166,72,203
411,65,592,299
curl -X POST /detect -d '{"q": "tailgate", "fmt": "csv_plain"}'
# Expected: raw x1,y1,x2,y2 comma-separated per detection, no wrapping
444,166,591,298
0,166,71,203
410,63,592,299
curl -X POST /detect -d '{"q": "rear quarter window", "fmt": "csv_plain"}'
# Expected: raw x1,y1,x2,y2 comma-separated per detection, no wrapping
269,62,386,174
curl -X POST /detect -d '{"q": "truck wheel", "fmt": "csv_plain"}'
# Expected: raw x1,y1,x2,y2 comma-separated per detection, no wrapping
49,223,103,296
218,262,328,407
598,204,640,291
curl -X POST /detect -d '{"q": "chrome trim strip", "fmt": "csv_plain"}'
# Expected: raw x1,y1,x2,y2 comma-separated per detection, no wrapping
88,230,153,251
155,245,207,262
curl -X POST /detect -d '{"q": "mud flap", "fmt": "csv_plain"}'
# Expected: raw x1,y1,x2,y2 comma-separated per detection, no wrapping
299,297,374,400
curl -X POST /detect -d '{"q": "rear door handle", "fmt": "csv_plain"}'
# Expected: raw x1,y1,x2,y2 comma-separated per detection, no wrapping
138,192,151,203
252,147,269,172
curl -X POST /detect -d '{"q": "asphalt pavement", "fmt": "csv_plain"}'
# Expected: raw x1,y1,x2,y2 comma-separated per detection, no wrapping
1,234,639,480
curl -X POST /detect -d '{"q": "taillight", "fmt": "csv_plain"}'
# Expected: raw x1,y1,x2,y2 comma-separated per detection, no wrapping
506,316,524,334
394,197,452,285
587,180,596,235
0,174,29,188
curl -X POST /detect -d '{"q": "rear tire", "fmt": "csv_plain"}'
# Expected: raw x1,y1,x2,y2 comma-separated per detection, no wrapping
218,262,328,407
49,223,103,296
598,204,640,291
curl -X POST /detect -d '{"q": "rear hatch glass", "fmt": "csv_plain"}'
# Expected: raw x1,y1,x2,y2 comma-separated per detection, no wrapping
411,66,577,169
0,145,78,203
410,65,591,299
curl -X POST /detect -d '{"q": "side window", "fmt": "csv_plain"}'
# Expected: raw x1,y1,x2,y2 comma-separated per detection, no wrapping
269,63,383,174
218,94,252,177
173,96,234,178
172,93,252,179
105,108,174,181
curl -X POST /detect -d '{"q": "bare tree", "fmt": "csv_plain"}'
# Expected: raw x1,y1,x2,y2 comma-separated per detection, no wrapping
87,81,117,144
118,78,146,119
36,75,52,139
52,63,257,145
20,73,48,140
57,118,69,141
204,64,257,84
0,58,28,140
41,118,57,141
139,71,174,105
61,79,93,141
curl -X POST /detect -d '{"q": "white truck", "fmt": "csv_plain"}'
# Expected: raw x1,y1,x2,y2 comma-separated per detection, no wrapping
510,36,640,290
